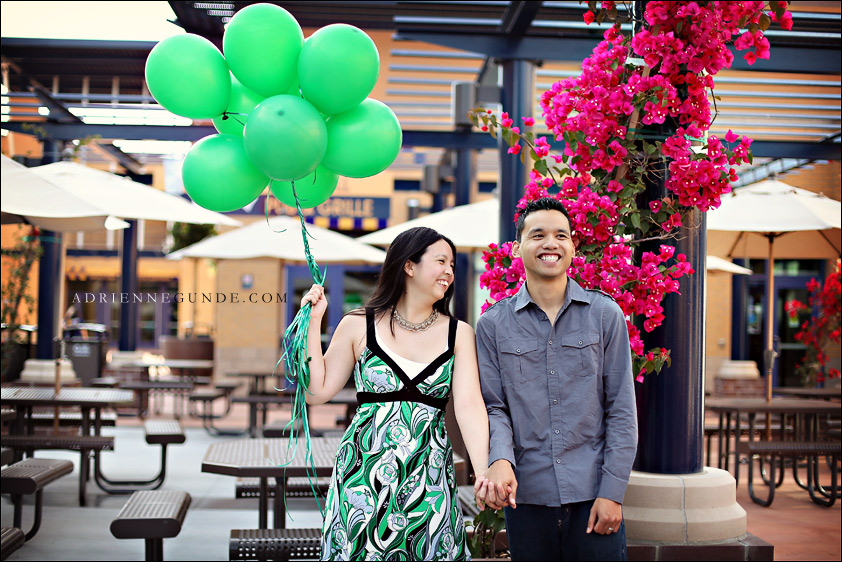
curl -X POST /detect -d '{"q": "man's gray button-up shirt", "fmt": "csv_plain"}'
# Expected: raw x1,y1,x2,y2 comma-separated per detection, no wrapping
476,279,638,506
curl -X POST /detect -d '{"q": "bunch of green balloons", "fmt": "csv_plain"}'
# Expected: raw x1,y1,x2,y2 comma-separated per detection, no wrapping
145,3,402,212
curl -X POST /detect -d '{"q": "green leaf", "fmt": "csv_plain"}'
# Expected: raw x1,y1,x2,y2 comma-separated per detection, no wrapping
502,127,512,145
520,150,527,165
489,126,497,140
535,159,548,176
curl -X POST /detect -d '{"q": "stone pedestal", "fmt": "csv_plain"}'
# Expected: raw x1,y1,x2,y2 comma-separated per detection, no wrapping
715,360,763,397
624,468,746,543
19,358,78,385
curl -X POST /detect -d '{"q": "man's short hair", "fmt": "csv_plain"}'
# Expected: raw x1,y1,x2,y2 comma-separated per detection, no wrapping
515,198,572,241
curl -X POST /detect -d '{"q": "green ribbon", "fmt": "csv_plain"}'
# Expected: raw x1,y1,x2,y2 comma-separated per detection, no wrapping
273,181,327,518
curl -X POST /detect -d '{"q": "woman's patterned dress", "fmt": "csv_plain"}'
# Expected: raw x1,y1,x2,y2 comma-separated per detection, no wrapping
320,308,469,561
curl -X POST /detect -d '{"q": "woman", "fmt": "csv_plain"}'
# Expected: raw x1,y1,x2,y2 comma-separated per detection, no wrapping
301,227,489,561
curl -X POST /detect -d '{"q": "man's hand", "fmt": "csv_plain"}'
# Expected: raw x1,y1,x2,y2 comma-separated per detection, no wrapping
475,459,517,509
586,498,622,535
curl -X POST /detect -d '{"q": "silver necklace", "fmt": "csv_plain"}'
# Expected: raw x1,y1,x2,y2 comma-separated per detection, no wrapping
393,308,439,332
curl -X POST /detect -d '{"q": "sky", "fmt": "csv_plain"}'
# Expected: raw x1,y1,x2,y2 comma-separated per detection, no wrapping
1,1,184,41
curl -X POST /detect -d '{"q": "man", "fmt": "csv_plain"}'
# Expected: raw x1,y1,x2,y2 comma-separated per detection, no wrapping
475,197,637,561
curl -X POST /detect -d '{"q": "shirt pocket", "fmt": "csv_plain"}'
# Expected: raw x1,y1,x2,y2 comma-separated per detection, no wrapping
499,339,540,383
561,331,600,376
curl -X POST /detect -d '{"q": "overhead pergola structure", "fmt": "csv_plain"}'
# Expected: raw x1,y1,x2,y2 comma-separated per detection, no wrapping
1,0,840,344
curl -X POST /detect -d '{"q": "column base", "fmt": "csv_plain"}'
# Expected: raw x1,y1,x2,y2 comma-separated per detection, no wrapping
624,467,746,543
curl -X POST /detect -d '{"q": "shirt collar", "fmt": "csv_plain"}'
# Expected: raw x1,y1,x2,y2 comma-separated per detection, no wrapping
514,277,591,312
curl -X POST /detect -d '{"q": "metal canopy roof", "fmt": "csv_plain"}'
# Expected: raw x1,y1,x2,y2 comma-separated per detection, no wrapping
1,0,840,171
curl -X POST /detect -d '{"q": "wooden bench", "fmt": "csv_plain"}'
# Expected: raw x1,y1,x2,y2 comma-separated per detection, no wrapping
229,528,321,561
1,448,13,467
1,527,25,561
110,490,191,562
235,476,331,499
94,420,186,494
1,435,114,505
737,440,841,507
0,458,74,540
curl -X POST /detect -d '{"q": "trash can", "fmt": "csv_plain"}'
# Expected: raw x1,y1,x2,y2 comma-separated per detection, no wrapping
64,323,108,386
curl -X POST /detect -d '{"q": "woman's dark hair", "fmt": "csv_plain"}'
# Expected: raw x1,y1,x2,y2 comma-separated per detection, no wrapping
352,227,456,334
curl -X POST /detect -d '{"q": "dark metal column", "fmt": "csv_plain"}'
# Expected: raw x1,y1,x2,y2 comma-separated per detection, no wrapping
498,59,534,245
453,147,476,323
35,139,62,359
119,220,138,351
633,131,706,474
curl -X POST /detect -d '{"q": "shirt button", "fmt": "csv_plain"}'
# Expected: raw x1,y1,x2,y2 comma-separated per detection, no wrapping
556,459,561,464
579,340,583,345
554,429,560,434
516,348,521,353
550,370,555,375
553,399,558,404
548,340,553,345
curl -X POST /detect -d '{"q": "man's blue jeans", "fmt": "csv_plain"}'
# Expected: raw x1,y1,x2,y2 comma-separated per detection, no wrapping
504,501,627,561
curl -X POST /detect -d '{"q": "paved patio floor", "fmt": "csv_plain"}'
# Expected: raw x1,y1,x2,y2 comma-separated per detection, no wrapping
2,392,839,560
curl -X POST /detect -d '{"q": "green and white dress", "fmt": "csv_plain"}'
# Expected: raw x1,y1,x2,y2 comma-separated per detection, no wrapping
320,308,469,561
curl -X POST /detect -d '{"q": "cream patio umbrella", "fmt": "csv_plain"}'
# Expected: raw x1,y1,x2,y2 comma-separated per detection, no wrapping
357,198,499,251
359,197,752,277
707,178,841,404
27,161,242,226
167,215,386,263
706,255,753,275
1,155,129,232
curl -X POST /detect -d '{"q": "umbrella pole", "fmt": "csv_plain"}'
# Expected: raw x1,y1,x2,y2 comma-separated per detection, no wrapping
53,338,64,435
765,236,776,440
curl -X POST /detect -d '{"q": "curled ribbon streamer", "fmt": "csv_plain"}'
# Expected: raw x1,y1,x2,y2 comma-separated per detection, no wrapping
273,180,327,517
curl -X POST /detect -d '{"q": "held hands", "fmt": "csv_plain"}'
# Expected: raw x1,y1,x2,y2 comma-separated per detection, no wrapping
586,498,623,535
474,459,517,510
300,284,327,319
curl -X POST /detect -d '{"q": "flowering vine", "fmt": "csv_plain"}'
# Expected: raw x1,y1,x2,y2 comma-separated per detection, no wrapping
785,260,841,385
470,1,793,381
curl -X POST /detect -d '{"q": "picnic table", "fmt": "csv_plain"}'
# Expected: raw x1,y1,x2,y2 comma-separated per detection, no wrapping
202,436,341,529
772,387,841,401
705,397,840,506
0,386,134,505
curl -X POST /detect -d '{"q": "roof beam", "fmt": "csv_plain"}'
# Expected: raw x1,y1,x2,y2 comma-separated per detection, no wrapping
395,31,841,74
4,122,840,160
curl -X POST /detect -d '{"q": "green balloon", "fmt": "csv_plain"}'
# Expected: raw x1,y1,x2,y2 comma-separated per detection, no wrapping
243,95,327,181
285,76,301,97
223,3,303,98
182,134,268,212
322,99,402,178
298,24,380,115
145,34,230,119
270,166,338,209
212,75,265,136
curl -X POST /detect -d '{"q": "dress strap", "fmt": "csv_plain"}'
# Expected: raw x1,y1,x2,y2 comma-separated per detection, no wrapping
448,315,458,350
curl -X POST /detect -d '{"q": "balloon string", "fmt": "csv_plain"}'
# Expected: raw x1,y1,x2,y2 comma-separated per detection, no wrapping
274,179,326,518
221,111,248,126
264,183,288,233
